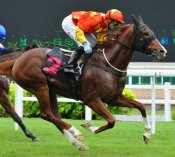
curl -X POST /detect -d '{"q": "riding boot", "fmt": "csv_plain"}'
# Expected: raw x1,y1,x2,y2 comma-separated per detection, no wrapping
64,47,84,74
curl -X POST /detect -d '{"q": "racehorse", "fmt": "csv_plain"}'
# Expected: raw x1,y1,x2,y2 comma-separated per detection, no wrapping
0,15,167,150
0,74,39,141
0,46,41,142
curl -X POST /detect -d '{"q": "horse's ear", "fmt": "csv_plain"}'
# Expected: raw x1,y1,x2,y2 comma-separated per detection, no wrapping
138,15,144,25
131,14,139,26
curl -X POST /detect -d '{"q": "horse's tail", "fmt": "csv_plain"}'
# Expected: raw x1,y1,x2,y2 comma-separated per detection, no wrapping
0,60,15,76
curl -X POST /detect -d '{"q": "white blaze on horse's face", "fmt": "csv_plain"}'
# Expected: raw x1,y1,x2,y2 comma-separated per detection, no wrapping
147,38,167,61
155,39,167,57
132,14,167,61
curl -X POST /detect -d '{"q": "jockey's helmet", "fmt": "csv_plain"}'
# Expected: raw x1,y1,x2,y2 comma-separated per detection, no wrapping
105,9,124,23
0,24,6,39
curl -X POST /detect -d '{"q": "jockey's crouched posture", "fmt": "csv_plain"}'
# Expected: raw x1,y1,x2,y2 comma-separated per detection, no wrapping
62,9,125,74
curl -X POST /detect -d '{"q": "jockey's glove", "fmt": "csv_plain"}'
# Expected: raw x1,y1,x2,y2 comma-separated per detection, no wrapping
83,42,92,54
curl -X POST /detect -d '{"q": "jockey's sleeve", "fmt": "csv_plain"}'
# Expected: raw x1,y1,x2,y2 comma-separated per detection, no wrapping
75,26,87,44
0,47,9,52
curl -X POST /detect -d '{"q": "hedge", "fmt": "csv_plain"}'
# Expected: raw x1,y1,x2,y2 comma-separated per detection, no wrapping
0,83,137,119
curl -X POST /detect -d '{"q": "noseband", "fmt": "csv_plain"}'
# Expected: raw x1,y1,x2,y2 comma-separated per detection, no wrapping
90,24,156,75
111,24,156,52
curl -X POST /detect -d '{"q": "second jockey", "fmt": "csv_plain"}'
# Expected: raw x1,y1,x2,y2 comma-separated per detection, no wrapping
62,9,125,74
0,24,9,53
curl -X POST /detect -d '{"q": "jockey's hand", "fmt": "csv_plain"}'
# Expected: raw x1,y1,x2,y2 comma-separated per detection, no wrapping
83,42,92,54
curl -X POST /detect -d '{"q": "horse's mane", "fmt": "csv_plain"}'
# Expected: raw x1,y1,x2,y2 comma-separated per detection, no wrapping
0,51,23,63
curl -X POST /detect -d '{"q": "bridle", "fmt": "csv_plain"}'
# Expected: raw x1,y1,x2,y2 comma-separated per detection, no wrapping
91,23,156,74
108,23,156,51
133,24,156,52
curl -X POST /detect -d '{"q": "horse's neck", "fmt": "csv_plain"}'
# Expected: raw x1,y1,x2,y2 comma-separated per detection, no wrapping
104,25,135,71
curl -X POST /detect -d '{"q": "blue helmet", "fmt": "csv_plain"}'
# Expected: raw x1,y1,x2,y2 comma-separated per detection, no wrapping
0,24,6,39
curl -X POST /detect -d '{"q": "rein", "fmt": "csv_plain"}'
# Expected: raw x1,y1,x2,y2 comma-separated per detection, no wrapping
87,48,127,76
102,49,127,73
87,22,156,76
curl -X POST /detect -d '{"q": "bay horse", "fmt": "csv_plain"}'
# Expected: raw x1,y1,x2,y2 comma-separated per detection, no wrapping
0,46,40,142
0,15,167,150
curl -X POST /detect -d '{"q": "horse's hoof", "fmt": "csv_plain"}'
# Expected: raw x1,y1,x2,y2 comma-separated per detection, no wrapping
75,134,84,141
78,145,89,151
81,123,91,129
143,134,150,144
32,137,40,142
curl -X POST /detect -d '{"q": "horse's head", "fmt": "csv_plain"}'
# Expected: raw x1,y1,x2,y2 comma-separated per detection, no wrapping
132,14,167,61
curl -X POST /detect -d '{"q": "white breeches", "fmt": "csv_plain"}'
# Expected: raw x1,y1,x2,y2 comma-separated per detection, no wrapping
61,15,97,47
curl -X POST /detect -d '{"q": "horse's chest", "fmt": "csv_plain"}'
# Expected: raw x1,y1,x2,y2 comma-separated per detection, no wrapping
115,75,126,88
115,75,126,93
103,76,126,97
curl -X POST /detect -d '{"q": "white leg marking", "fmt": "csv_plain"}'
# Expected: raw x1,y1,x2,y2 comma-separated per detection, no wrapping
68,126,82,136
88,126,99,133
63,129,89,151
68,126,84,141
143,117,151,138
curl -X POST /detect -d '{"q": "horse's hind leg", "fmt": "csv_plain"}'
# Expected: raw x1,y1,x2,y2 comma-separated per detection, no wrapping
35,87,88,150
111,95,151,144
0,89,39,142
49,89,84,141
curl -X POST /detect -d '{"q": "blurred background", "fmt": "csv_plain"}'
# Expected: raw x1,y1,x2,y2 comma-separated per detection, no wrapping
1,0,174,62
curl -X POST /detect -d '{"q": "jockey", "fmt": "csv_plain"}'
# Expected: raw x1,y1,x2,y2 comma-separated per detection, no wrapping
62,9,125,74
0,24,41,55
0,24,9,52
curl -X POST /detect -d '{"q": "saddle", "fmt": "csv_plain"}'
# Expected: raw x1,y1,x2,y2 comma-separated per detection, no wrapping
42,47,84,80
42,47,86,99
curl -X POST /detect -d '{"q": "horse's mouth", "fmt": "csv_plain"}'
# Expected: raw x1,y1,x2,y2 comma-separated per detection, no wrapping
147,48,166,61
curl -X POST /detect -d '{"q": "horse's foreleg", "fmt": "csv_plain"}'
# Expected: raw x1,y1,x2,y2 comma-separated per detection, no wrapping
111,95,151,144
82,99,116,134
0,90,39,141
49,90,84,141
35,88,88,150
49,89,61,118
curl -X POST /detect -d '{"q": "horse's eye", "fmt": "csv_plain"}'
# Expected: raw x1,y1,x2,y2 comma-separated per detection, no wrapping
144,32,149,36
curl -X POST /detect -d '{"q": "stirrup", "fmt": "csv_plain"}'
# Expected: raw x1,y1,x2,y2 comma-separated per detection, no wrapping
64,67,75,73
65,64,74,68
64,66,81,75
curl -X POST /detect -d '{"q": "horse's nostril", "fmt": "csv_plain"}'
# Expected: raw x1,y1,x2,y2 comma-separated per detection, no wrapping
160,49,165,53
159,49,166,57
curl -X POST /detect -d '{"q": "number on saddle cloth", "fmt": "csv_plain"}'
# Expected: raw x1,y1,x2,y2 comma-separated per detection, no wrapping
42,47,65,76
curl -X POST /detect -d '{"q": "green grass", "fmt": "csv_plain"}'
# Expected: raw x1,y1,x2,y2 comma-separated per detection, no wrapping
0,118,174,157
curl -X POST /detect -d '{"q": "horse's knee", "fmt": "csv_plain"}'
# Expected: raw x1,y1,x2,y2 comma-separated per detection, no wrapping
108,119,116,129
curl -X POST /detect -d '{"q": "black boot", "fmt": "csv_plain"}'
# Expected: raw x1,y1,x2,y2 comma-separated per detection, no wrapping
64,47,84,74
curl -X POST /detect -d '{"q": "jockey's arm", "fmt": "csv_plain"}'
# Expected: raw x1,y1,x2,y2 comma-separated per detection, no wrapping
0,47,10,52
75,26,87,45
